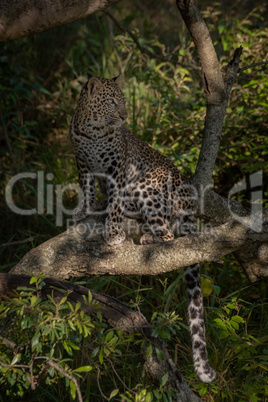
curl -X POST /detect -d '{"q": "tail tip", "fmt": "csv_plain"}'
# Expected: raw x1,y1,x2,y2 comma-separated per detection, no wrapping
197,367,217,383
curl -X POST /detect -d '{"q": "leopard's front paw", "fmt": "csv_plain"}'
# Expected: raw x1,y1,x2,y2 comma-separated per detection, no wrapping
103,222,126,246
73,201,107,223
140,234,163,245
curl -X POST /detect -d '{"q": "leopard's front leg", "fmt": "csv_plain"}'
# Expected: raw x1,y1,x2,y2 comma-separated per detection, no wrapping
103,171,126,246
74,158,106,222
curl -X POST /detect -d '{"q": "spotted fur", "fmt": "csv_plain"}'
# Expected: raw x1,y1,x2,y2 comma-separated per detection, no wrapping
70,75,216,382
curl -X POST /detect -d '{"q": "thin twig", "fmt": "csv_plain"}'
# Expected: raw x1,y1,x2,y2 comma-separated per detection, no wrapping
1,363,30,369
239,61,268,72
1,236,36,248
34,357,83,402
30,357,35,390
97,367,109,401
105,357,132,393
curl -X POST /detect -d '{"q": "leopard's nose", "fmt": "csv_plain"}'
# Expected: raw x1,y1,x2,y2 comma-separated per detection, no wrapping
119,105,128,121
120,110,128,121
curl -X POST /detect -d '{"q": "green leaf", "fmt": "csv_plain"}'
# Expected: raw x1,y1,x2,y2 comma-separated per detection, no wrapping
11,353,21,366
30,276,38,284
70,380,77,400
155,347,164,360
68,341,80,351
31,331,41,352
232,315,245,323
213,318,227,330
105,331,114,342
201,277,213,296
161,372,169,386
219,330,230,339
158,326,171,340
21,316,29,329
109,388,119,399
73,366,93,373
230,320,239,330
199,386,207,396
63,341,72,355
88,291,92,304
58,296,67,306
99,347,104,364
145,343,153,357
68,320,76,331
211,285,221,295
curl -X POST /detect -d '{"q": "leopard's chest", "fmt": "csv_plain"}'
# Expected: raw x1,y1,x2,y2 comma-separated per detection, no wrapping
73,131,123,174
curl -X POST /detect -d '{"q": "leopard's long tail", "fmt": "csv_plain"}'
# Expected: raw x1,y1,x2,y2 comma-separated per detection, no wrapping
184,263,216,382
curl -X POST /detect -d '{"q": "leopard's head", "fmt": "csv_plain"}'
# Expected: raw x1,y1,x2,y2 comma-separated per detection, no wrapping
77,75,127,127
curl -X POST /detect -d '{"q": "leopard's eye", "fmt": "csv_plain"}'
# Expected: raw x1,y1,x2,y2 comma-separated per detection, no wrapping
108,99,117,105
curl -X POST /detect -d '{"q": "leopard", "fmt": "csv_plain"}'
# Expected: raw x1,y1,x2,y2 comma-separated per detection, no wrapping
70,75,216,383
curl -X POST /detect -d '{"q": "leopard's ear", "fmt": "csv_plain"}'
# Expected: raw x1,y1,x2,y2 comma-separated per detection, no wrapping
87,77,103,97
112,74,124,89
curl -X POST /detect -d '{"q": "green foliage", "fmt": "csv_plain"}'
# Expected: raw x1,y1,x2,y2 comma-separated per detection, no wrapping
194,294,268,401
0,275,96,399
0,274,187,401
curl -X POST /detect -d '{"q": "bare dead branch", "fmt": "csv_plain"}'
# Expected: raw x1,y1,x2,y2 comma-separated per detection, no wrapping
1,237,36,248
224,46,243,95
239,61,268,72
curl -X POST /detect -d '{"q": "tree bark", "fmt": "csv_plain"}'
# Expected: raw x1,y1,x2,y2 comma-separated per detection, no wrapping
0,0,119,42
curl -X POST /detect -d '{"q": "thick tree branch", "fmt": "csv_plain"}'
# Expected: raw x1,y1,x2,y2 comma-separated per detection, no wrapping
176,0,242,188
0,273,200,401
11,213,268,281
0,0,120,42
175,2,243,194
176,0,225,104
